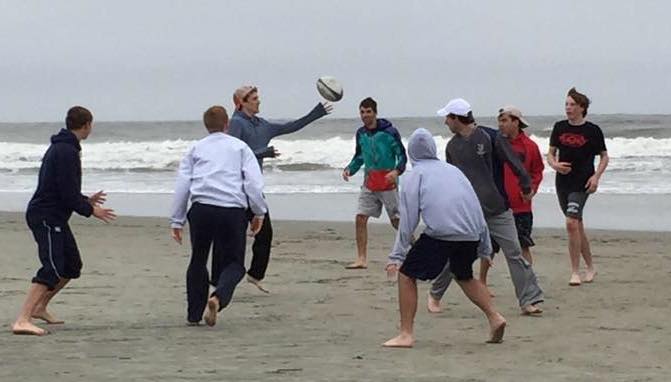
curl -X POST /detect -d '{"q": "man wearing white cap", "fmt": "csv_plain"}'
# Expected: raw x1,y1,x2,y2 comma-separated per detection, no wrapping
429,98,544,316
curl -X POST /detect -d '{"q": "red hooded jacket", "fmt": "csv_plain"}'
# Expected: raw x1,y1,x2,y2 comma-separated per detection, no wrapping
504,131,544,214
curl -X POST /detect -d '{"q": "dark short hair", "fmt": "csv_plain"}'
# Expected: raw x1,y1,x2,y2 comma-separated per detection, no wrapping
65,106,93,130
359,97,377,113
449,111,475,125
203,106,229,132
567,87,590,117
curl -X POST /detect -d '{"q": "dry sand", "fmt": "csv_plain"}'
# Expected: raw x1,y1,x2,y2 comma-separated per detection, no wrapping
1,212,669,381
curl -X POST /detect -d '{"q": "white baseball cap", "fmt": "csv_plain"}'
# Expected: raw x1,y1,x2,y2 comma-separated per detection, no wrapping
498,105,530,128
437,98,472,117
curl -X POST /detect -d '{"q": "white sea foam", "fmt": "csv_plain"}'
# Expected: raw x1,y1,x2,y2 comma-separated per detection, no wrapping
2,135,671,171
2,135,671,194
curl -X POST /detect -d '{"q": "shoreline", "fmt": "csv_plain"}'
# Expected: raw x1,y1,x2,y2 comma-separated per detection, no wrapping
2,191,671,232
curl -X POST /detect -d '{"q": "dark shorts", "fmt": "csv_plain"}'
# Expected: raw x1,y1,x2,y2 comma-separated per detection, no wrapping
27,215,82,290
399,234,478,281
513,212,535,249
557,191,589,220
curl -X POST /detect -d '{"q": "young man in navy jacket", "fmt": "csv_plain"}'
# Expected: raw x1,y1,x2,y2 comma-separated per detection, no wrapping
12,106,116,336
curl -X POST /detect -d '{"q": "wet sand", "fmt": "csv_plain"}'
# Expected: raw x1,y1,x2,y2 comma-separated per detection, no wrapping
1,212,669,381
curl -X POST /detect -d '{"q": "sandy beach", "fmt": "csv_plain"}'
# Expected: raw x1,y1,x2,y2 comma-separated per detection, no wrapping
1,211,669,381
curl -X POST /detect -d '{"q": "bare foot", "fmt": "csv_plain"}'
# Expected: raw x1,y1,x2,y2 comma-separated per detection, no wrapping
382,333,415,348
521,304,543,316
32,310,64,324
582,268,597,283
427,293,442,313
569,273,582,286
486,314,506,343
345,261,367,269
204,297,219,327
12,321,48,336
247,275,270,294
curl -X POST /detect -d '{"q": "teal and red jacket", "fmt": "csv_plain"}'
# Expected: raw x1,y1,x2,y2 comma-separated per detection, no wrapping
346,119,407,189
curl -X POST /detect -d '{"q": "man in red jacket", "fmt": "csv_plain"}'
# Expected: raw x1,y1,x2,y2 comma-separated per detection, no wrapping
481,106,544,290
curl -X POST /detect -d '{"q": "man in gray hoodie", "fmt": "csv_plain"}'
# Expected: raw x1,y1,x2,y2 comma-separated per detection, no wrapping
383,128,506,348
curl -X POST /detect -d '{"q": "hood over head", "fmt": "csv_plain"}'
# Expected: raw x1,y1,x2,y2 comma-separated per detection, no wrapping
408,128,437,164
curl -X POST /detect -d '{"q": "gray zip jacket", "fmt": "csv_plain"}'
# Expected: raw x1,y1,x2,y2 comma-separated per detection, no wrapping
446,126,531,217
388,128,492,266
228,103,327,169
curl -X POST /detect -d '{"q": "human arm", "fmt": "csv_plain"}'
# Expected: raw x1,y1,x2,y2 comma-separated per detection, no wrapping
528,142,545,196
476,221,493,260
547,123,572,175
495,135,532,196
384,129,408,185
55,147,94,217
585,126,609,193
169,147,194,232
267,102,331,138
546,146,572,175
241,146,268,217
585,151,609,193
344,132,364,177
387,174,421,268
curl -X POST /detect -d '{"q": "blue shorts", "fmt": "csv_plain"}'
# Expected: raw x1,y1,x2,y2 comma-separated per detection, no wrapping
27,214,82,290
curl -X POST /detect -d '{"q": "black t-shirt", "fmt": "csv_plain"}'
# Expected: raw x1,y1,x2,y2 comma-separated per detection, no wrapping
549,120,607,193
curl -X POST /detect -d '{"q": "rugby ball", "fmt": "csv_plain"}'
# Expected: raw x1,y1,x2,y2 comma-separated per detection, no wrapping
317,76,343,102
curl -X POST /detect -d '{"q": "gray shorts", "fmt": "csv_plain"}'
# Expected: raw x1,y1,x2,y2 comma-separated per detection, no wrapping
357,187,399,219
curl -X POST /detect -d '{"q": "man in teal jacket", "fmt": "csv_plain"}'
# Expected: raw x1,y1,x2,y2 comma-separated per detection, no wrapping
342,97,407,269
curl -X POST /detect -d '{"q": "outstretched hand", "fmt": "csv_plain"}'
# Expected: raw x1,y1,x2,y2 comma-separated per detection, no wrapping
93,205,116,223
89,190,107,206
321,101,334,114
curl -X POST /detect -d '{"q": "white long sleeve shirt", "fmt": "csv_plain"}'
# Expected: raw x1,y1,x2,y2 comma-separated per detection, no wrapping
170,132,267,228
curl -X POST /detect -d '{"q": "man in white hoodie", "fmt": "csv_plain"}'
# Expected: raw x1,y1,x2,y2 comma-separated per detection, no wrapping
383,128,506,348
170,106,267,327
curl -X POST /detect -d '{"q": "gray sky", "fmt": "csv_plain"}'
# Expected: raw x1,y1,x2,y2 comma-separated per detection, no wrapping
1,0,670,121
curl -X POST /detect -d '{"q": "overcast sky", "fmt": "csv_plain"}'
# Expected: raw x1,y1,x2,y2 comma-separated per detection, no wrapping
1,1,670,121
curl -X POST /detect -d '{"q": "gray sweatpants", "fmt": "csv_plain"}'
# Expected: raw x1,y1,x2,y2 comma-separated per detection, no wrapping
429,209,544,308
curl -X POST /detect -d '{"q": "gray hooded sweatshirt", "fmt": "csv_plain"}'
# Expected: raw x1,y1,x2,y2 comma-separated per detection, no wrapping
388,128,492,266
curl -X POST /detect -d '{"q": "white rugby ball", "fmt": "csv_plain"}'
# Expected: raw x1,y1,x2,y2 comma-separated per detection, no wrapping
316,76,343,102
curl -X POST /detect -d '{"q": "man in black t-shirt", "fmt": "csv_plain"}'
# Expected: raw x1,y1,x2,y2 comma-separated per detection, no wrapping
547,88,609,287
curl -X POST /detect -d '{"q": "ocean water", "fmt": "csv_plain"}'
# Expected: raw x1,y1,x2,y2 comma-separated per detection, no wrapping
1,114,670,196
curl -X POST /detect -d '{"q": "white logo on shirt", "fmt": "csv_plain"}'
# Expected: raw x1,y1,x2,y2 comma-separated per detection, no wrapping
476,144,486,156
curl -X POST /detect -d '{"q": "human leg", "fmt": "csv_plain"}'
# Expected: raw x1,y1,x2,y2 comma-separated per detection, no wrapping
487,210,544,310
186,203,214,323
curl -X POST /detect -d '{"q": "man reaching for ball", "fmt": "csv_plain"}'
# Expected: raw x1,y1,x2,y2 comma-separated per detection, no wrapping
228,85,333,293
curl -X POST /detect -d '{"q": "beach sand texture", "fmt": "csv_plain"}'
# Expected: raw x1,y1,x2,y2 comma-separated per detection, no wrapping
1,212,669,381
